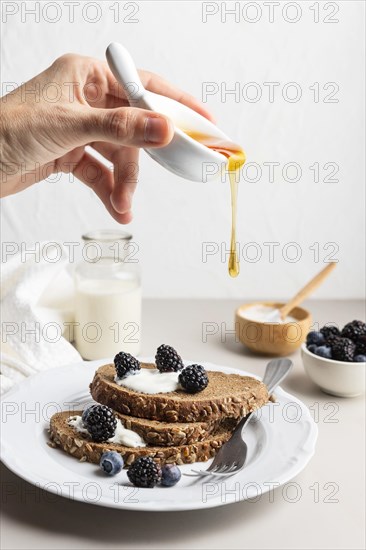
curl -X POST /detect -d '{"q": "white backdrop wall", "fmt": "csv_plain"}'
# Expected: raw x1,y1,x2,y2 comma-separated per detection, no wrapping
1,1,365,299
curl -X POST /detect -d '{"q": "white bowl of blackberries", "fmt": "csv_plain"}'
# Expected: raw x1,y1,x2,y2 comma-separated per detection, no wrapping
301,320,366,397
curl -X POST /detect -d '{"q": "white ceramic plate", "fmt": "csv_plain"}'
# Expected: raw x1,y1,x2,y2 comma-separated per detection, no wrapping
1,359,317,511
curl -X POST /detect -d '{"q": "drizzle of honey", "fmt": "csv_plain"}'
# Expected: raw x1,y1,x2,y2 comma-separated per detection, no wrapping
184,132,246,277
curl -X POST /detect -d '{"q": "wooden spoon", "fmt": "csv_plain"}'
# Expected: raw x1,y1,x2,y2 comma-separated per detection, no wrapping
276,262,337,321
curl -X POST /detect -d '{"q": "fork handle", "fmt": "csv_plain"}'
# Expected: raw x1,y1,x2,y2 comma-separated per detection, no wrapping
234,358,293,437
263,358,293,394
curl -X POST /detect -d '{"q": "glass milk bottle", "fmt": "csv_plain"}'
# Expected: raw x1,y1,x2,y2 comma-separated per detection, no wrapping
74,230,141,360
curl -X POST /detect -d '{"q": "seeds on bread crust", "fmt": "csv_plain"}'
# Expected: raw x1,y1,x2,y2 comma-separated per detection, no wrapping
90,363,269,423
116,412,237,446
49,410,233,467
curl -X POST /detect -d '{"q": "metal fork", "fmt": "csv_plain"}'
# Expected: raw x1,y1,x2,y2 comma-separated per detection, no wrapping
185,358,293,478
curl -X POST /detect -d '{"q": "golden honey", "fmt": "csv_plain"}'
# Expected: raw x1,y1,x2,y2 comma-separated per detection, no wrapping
184,132,246,277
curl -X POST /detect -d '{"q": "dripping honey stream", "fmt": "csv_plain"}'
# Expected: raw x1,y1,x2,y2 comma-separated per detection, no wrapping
184,132,246,277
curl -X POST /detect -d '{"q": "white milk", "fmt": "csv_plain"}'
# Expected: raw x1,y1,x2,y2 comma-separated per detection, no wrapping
74,277,141,360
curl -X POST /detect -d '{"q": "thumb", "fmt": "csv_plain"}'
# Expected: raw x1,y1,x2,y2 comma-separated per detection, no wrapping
79,106,174,148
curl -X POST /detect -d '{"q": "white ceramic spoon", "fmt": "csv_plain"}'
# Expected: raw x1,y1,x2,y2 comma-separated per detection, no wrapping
106,42,231,182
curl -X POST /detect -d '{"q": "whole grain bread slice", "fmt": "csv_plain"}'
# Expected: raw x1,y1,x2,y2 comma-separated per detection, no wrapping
116,411,235,446
90,363,269,423
49,410,235,467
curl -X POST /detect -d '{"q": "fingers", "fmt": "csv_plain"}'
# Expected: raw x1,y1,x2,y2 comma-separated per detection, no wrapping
110,147,139,215
70,149,133,224
90,142,139,215
50,54,215,121
78,106,174,148
105,64,215,122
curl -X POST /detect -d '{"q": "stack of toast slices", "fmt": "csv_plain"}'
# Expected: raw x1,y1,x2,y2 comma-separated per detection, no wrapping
49,363,269,467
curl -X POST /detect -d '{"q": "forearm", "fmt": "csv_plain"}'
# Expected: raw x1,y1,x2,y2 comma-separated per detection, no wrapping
0,104,23,197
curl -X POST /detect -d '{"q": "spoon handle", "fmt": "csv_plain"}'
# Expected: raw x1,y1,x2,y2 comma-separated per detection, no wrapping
106,43,145,103
279,262,337,320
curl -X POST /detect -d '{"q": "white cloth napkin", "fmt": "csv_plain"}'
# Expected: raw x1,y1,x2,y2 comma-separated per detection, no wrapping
0,242,81,394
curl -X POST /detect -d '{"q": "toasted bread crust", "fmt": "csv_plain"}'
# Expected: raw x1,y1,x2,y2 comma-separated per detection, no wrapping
116,411,232,446
89,363,269,423
49,411,234,467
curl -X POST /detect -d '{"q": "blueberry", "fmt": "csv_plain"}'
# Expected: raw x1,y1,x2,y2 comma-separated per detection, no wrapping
161,464,181,487
314,346,332,359
307,344,318,354
100,451,124,476
82,404,96,424
306,331,325,346
353,355,366,363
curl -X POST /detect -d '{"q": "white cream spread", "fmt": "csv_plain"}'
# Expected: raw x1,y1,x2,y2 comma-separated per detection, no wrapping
242,305,297,324
114,369,181,394
68,415,89,434
68,415,146,448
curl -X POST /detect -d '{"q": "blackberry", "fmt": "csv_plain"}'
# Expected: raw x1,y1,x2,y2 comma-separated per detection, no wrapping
82,403,96,424
355,335,366,356
114,351,140,379
341,320,366,342
306,331,325,346
127,457,161,488
179,364,208,393
332,338,356,362
326,334,342,348
84,404,117,442
155,344,184,373
320,325,340,342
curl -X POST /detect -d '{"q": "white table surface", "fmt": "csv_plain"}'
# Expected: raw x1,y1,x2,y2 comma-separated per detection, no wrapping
1,299,365,550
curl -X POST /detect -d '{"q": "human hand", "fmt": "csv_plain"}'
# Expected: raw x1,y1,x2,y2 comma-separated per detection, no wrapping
0,53,213,223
